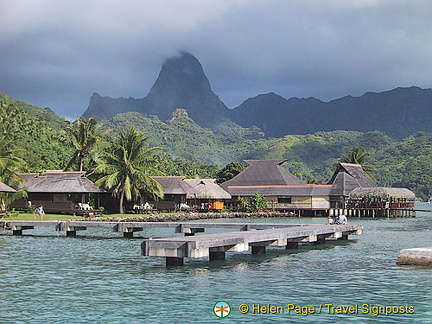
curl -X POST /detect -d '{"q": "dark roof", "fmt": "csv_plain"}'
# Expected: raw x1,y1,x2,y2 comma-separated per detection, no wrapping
328,163,375,196
0,182,16,193
221,159,303,191
225,184,332,197
152,176,199,195
18,171,105,193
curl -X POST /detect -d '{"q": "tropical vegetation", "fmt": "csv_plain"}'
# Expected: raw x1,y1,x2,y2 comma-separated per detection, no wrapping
340,147,376,182
93,127,164,214
66,116,104,171
0,92,430,207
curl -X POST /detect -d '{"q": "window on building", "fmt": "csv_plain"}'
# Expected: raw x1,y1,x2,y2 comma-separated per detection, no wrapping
278,197,292,204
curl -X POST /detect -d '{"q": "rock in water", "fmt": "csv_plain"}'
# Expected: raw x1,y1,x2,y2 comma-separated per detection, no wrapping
396,247,432,266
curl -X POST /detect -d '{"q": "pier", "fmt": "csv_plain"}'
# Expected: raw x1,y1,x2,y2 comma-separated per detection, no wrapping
1,220,363,266
328,207,415,218
140,223,363,266
1,220,312,237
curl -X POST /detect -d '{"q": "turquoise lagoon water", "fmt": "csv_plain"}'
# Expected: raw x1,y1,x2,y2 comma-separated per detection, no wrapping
1,203,431,323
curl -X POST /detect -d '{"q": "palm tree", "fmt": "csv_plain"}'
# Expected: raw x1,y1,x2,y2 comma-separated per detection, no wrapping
0,135,27,211
66,117,104,171
340,147,376,182
93,127,164,214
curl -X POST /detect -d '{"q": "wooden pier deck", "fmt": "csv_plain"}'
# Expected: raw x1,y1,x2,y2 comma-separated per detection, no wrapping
1,220,363,266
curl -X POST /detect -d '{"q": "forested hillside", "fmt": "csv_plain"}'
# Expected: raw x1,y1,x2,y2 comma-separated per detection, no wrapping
1,93,431,200
103,110,431,200
0,93,72,171
102,110,271,166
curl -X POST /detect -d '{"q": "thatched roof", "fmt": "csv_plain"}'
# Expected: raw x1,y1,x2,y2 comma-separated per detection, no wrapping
152,176,199,196
184,179,231,199
17,171,105,193
349,187,415,200
0,182,16,193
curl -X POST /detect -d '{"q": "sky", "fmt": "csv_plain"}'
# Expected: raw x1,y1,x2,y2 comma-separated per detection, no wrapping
1,0,431,120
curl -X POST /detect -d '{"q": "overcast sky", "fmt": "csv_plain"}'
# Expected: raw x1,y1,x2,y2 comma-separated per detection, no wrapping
1,0,431,119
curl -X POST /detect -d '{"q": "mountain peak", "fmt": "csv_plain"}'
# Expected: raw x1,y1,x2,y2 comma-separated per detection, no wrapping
82,52,230,130
148,52,212,98
163,52,206,77
144,52,229,128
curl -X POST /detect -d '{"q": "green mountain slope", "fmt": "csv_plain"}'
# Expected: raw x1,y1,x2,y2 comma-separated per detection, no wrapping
1,93,430,200
0,93,73,171
102,110,272,166
103,110,431,199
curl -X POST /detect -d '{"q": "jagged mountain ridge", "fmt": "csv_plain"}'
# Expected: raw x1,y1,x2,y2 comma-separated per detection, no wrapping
232,87,432,138
82,52,432,139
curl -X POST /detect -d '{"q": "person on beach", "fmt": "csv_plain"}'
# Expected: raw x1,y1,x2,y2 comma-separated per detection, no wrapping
35,205,45,220
327,216,334,225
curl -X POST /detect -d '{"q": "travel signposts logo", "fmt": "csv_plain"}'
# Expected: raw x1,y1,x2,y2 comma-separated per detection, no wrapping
213,301,231,318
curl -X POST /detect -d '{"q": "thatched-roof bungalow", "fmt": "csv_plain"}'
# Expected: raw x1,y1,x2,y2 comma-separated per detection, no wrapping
184,179,231,211
349,187,415,209
11,171,105,213
349,187,415,200
145,176,199,211
327,163,375,208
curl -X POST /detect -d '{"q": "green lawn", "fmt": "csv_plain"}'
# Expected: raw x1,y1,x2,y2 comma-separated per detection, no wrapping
3,213,85,221
2,211,184,221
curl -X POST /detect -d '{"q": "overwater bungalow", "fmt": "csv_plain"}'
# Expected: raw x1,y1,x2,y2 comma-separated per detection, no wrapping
221,159,333,214
327,162,375,208
11,171,105,214
346,187,415,217
221,159,414,217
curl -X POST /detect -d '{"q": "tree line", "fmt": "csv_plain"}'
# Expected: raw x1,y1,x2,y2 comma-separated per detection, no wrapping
1,94,430,214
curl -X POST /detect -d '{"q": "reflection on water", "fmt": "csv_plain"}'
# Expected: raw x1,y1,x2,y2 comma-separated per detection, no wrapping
0,203,431,323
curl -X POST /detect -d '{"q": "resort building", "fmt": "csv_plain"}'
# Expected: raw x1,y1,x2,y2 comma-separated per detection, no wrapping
220,159,333,214
327,162,375,208
8,161,414,217
145,176,199,211
139,177,232,212
221,159,414,217
0,182,16,194
11,170,105,214
184,179,231,211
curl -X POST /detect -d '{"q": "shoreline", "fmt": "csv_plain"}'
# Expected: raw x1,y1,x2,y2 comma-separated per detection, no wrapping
87,211,304,222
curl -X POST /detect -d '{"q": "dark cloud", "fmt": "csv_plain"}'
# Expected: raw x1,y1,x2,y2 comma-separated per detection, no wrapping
1,0,431,119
